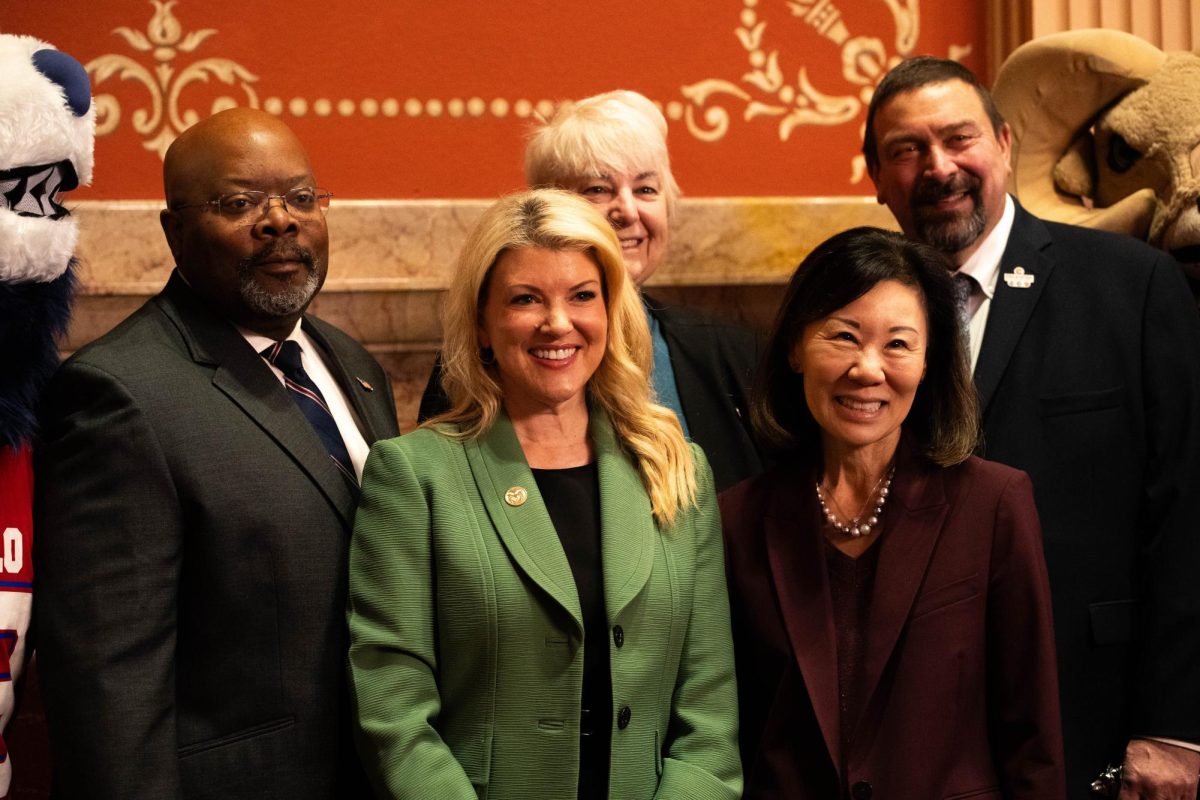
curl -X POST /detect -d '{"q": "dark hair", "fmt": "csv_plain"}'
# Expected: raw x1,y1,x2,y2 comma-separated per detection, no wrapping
752,226,978,466
863,56,1006,174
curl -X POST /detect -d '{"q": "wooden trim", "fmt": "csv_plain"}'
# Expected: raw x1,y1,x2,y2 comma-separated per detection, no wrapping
988,0,1033,82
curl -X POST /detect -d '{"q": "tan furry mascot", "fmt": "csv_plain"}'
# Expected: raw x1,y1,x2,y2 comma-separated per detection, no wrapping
993,28,1200,302
0,34,93,797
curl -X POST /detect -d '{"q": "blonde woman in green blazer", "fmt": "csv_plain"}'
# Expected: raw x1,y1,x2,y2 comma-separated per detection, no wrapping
348,189,741,800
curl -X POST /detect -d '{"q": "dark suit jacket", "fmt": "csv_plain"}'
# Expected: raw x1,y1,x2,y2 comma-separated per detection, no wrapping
721,441,1064,799
33,272,398,799
646,297,763,491
418,295,763,491
976,204,1200,797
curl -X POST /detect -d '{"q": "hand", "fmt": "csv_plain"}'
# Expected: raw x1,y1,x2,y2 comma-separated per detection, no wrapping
1117,739,1200,800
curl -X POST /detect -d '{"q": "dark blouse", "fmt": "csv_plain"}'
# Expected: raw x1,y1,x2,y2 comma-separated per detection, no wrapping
823,538,881,787
532,463,611,800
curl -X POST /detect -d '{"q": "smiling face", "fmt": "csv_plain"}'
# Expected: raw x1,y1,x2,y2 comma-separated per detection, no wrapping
570,167,668,285
479,246,608,419
869,79,1012,265
790,279,928,462
160,109,329,339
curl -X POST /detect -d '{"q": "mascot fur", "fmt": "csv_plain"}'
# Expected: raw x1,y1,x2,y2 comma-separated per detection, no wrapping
993,28,1200,304
0,34,93,796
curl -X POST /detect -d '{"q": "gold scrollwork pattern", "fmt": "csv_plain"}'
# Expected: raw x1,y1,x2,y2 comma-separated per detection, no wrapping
87,0,259,159
83,0,973,183
680,0,972,181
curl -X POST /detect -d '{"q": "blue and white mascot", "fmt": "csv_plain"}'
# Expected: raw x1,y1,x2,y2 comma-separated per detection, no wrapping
0,34,93,797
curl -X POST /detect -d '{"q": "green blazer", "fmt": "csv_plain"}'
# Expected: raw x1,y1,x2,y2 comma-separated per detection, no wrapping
348,410,741,800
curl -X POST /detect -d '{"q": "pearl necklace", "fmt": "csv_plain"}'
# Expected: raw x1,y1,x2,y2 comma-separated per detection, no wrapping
815,464,895,537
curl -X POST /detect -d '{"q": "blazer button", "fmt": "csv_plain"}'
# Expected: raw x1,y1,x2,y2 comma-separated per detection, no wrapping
850,780,872,800
617,705,631,729
613,625,624,648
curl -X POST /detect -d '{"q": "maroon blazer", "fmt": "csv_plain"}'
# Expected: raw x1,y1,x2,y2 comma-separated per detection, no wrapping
720,440,1066,800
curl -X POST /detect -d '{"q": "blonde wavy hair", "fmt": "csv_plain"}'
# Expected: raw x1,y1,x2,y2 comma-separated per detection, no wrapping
432,188,696,526
525,89,681,220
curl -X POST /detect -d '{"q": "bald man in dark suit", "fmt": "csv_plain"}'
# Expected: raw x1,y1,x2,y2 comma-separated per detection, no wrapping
34,109,397,799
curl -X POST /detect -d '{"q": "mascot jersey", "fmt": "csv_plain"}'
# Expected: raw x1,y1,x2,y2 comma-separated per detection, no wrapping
0,448,32,779
0,34,93,798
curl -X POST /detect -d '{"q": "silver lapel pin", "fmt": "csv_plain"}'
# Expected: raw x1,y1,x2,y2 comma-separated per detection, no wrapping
1002,266,1035,289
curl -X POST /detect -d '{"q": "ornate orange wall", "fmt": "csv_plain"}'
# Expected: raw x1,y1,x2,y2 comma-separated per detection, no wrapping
5,1,988,426
6,0,986,201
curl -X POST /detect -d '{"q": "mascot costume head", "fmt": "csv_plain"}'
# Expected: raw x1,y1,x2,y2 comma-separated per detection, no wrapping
993,29,1200,303
0,33,93,795
0,34,93,449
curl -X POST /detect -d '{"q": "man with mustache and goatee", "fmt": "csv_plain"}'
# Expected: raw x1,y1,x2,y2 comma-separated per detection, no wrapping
33,108,397,799
865,57,1200,800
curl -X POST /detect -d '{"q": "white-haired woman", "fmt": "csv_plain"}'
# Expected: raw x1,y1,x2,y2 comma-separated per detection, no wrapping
420,90,762,491
349,189,741,800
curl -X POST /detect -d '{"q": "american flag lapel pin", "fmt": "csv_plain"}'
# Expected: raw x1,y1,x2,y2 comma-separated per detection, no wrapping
355,377,374,391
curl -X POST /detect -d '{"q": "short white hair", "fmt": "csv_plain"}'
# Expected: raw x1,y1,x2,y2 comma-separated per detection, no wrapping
525,89,681,219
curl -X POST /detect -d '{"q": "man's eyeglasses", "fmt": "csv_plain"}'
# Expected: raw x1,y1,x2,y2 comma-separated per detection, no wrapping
172,187,332,222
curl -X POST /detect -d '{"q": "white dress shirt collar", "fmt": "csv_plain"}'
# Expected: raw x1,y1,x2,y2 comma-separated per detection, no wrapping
956,193,1015,301
238,320,371,482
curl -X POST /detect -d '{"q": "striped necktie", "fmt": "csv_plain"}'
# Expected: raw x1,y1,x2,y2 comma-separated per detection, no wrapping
260,340,357,488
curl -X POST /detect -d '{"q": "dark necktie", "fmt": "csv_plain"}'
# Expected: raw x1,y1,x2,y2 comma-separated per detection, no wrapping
260,340,357,488
952,272,977,333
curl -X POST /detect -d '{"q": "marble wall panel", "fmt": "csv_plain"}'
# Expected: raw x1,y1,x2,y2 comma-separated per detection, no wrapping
66,197,897,430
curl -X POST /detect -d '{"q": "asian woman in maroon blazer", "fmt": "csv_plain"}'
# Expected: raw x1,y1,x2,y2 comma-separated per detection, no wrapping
720,227,1065,799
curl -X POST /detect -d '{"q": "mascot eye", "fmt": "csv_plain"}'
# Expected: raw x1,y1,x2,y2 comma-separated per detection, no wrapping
1106,133,1143,174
